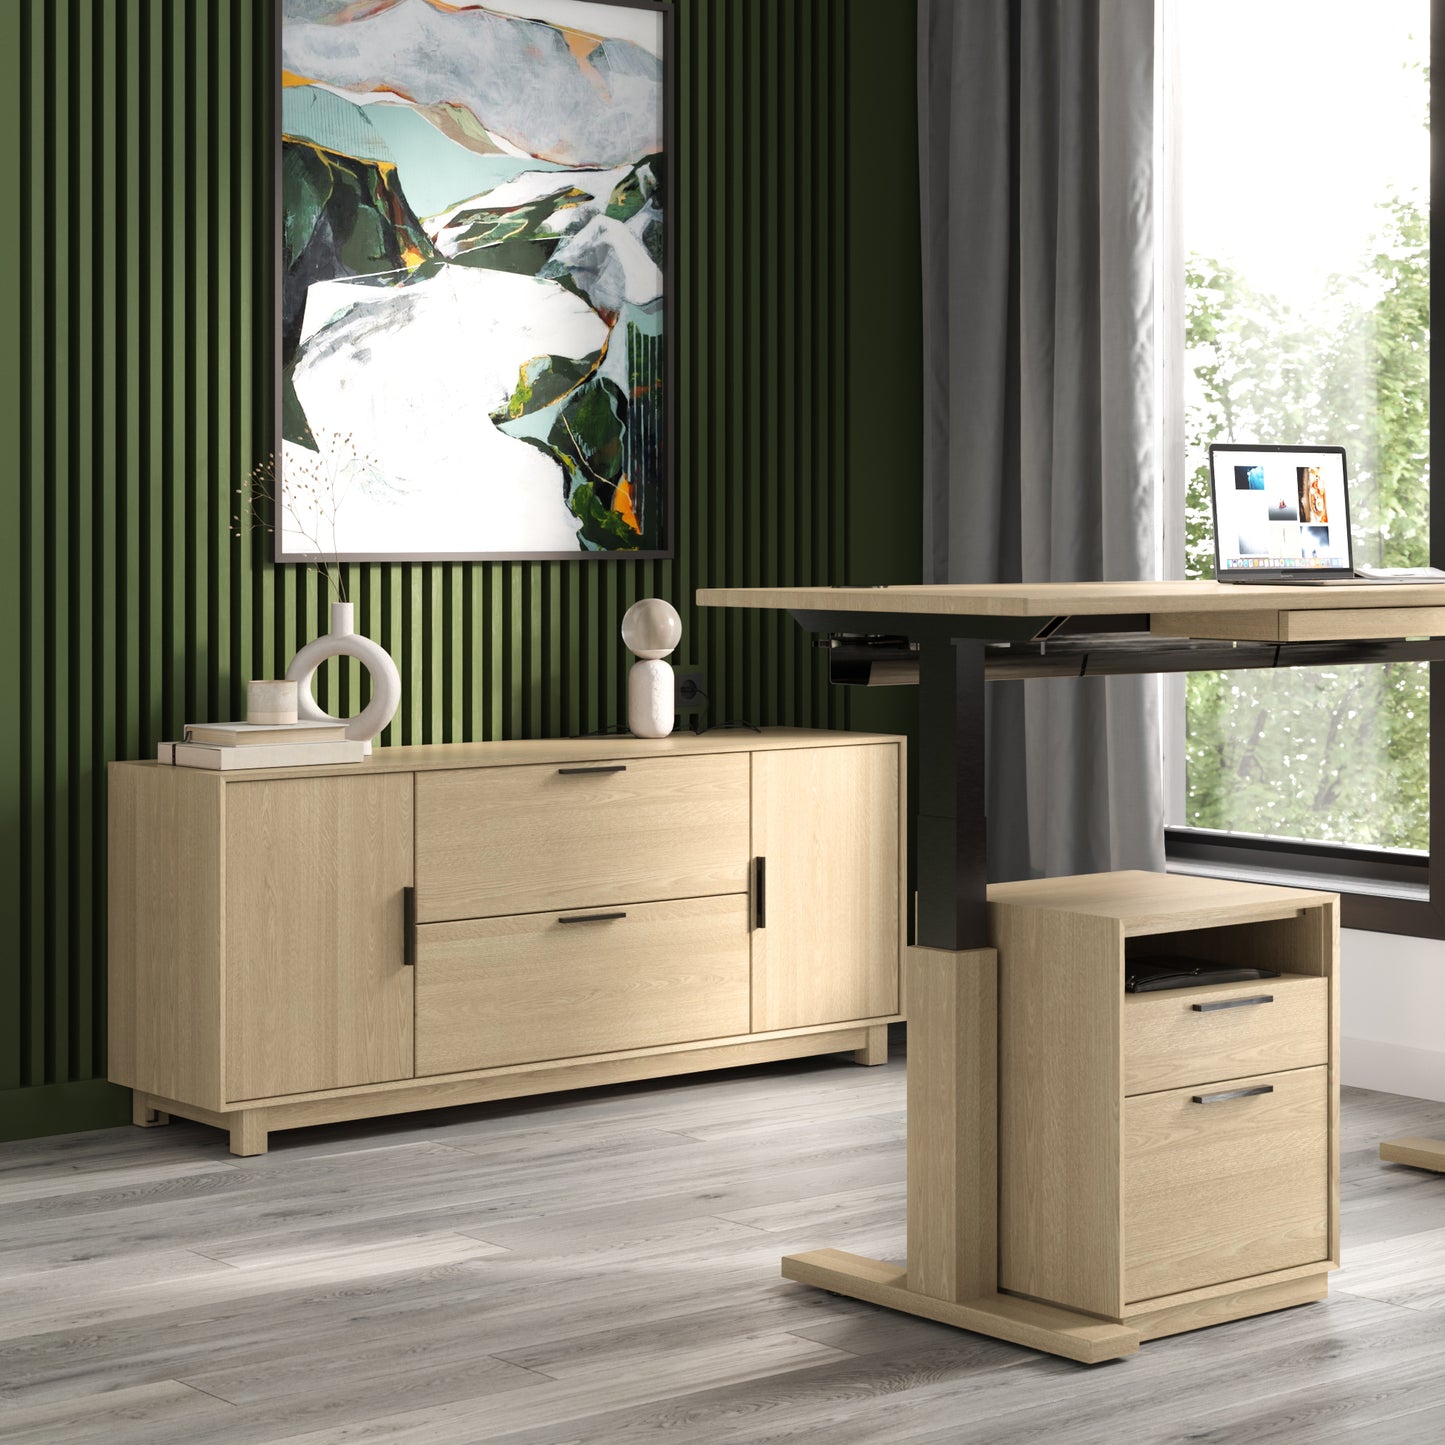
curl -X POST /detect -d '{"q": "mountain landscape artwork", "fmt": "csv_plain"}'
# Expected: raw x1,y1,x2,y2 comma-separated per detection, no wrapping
278,0,669,559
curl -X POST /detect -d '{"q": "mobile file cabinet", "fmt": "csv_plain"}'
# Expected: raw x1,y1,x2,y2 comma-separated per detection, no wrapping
784,871,1339,1361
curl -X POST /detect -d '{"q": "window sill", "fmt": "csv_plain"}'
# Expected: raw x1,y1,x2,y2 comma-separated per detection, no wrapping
1166,857,1430,905
1164,827,1440,936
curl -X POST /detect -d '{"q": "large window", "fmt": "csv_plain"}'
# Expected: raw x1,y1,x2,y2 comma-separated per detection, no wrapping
1174,1,1431,854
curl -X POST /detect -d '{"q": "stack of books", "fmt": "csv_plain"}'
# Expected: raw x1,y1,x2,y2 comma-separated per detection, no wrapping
158,721,366,770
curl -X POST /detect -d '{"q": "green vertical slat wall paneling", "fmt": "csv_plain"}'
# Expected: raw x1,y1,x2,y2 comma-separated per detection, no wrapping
144,0,163,775
743,0,761,727
1,0,23,1094
758,0,777,730
240,0,260,711
832,0,849,598
166,1,185,740
193,1,212,726
95,0,119,1077
828,1,846,728
527,564,543,737
50,0,72,1085
20,0,38,1087
725,0,743,720
670,2,690,730
810,0,827,724
775,0,797,723
121,0,141,772
797,0,814,726
5,0,918,1140
684,0,708,716
73,0,96,1082
825,0,843,732
211,0,232,726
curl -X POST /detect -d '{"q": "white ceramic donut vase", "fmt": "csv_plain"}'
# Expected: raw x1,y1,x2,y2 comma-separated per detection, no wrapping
285,601,401,756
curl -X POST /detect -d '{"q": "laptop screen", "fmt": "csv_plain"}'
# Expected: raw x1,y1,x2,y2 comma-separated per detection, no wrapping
1210,444,1352,576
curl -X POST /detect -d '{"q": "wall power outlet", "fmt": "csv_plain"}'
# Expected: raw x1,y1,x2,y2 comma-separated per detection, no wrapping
675,668,707,714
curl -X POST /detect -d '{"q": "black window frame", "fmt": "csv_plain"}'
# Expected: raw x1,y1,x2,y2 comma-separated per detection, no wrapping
1165,0,1445,939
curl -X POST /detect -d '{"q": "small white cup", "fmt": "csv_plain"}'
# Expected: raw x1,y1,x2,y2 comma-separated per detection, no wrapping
247,679,299,726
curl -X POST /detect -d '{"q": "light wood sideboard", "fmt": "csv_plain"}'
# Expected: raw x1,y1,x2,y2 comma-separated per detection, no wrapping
109,729,906,1155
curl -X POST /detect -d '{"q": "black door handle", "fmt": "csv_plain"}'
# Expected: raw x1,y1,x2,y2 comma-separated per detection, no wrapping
557,911,628,924
558,765,627,776
402,886,416,966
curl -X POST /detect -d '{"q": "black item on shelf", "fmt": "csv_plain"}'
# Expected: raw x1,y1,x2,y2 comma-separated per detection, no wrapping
1125,954,1282,993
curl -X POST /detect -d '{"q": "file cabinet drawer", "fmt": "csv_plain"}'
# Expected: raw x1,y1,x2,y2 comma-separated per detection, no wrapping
1123,1065,1329,1303
1124,974,1327,1096
415,895,752,1074
414,753,750,921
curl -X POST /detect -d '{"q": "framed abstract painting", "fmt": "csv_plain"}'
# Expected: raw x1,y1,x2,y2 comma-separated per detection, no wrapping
275,0,672,561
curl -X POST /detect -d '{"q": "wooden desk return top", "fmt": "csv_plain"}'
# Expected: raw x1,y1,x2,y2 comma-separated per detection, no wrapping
696,580,1445,644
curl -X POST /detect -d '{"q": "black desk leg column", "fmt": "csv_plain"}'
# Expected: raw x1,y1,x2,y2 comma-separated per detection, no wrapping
906,636,997,1304
915,638,988,951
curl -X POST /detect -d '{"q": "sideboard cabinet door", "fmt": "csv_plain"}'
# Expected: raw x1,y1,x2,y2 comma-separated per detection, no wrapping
224,775,415,1102
750,744,902,1032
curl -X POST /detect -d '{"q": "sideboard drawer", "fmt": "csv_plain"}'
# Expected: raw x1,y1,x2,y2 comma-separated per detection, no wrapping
414,754,750,921
1123,1065,1329,1303
1124,974,1327,1096
414,895,752,1074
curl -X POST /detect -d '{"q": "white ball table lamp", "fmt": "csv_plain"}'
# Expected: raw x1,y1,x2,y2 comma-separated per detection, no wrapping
621,598,683,739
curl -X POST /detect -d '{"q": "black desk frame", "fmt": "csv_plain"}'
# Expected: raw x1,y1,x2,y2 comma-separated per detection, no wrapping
792,606,1445,954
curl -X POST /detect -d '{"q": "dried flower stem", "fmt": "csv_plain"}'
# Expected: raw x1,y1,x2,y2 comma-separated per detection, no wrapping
233,431,383,603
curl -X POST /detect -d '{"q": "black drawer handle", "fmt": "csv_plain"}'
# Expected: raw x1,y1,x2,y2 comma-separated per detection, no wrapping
1191,1085,1274,1105
1192,994,1274,1012
558,765,627,776
557,911,628,925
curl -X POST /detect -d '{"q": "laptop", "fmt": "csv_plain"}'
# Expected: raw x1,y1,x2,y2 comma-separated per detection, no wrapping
1210,442,1443,585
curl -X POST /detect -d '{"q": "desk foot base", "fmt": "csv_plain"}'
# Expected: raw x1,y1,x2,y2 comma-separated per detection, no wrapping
783,1251,1332,1361
780,1249,1140,1364
1381,1136,1445,1172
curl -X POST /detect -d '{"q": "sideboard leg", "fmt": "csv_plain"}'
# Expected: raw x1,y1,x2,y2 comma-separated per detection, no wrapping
853,1025,890,1066
132,1094,170,1128
229,1112,269,1157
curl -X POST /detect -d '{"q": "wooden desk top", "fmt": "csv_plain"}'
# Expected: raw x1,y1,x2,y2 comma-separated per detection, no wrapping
696,580,1445,618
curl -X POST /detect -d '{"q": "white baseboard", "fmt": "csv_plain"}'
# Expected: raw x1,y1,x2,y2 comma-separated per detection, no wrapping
1342,1036,1445,1103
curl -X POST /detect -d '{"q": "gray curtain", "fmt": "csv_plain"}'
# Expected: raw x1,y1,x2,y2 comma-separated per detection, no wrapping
919,0,1164,881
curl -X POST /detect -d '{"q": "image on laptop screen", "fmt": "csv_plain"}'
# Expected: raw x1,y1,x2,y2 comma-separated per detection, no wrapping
1210,444,1352,576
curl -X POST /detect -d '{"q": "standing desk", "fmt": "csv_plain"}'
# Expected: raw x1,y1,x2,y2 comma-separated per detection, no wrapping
697,580,1445,1359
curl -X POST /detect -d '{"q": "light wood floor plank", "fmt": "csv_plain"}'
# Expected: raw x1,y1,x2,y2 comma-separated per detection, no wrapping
2,1051,1444,1444
0,1381,235,1445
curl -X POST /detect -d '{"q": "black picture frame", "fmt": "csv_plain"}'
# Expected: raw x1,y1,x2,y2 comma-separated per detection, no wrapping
273,0,675,564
